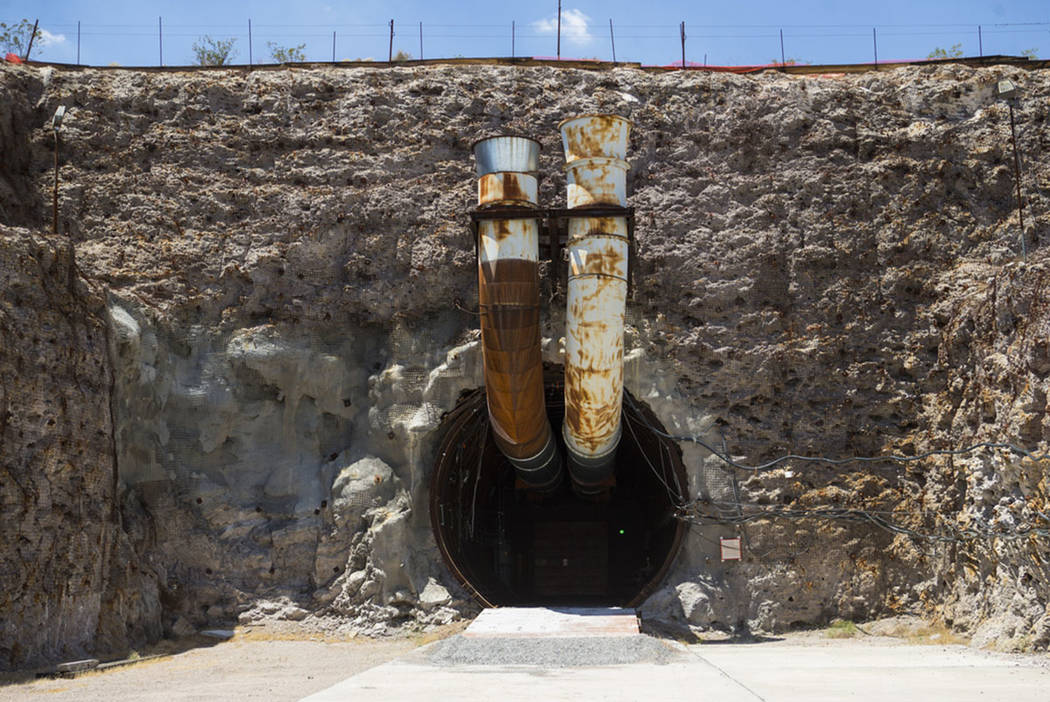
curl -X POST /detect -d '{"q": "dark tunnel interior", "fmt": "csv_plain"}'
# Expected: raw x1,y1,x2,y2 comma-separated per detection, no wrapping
430,367,688,607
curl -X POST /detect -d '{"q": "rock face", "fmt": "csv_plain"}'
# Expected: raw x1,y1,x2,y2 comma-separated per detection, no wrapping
1,60,1049,667
0,226,159,668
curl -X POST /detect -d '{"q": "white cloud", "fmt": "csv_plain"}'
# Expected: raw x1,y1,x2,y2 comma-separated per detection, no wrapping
39,29,67,47
532,8,593,47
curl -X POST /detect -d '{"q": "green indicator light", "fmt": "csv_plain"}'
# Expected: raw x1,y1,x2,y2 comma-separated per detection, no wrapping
618,529,625,535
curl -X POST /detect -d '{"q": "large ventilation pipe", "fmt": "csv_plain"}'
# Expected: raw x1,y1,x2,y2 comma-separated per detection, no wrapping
472,136,563,491
559,115,632,496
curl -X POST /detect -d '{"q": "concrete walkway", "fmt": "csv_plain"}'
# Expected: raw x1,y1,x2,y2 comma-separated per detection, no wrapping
301,609,1050,702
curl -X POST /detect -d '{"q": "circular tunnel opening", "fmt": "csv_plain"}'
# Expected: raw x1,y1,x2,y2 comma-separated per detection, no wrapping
430,368,688,607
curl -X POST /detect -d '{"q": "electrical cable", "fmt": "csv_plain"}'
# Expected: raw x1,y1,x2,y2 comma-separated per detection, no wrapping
623,392,1050,473
680,502,1050,543
618,394,1050,545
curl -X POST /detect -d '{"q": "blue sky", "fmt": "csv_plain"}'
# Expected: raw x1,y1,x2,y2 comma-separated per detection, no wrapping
2,1,1047,67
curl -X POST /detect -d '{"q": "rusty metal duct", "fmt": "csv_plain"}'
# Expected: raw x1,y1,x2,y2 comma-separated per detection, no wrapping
559,115,632,495
472,136,563,491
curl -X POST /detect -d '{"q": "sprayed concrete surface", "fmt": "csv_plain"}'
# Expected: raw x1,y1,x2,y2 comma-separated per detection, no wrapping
3,60,1050,669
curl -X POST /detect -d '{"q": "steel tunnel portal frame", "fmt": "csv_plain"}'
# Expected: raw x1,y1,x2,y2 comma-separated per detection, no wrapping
429,117,687,607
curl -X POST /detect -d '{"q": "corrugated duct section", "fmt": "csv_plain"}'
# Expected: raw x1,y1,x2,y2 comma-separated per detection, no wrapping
559,115,632,496
472,136,562,491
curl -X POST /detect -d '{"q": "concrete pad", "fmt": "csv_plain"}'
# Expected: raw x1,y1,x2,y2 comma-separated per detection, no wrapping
301,633,1050,702
300,657,751,701
693,639,1050,702
463,606,639,637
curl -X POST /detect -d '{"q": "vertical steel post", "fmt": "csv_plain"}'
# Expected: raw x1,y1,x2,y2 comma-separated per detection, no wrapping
780,29,786,67
248,19,252,66
24,19,38,61
557,0,562,59
388,19,394,62
52,129,59,234
872,27,878,66
609,19,616,62
76,21,81,65
512,21,515,58
158,16,163,66
978,25,983,56
680,22,686,69
419,22,423,60
1008,102,1027,260
332,31,336,62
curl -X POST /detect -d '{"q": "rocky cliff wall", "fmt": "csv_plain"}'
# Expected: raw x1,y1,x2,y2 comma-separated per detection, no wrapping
0,226,160,668
1,60,1048,668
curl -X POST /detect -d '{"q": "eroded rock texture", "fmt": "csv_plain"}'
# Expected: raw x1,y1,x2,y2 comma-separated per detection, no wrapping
0,226,158,668
1,60,1048,667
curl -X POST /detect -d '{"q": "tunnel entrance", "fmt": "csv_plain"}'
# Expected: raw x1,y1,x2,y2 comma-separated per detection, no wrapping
430,368,688,607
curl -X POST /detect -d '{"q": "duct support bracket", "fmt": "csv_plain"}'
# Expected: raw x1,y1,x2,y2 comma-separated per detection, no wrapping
469,206,637,299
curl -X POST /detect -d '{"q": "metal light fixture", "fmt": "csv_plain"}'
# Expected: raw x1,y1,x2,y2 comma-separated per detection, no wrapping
996,79,1019,100
51,105,66,130
995,79,1026,260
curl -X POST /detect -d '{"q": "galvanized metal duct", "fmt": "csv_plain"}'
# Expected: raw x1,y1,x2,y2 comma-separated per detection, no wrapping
559,115,632,495
473,136,562,491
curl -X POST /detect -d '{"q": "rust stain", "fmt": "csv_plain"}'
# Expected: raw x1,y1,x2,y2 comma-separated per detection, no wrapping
479,175,497,204
478,172,534,207
563,338,624,454
478,257,550,460
490,219,513,241
561,115,630,161
569,247,626,278
565,386,622,452
500,174,526,203
566,161,626,207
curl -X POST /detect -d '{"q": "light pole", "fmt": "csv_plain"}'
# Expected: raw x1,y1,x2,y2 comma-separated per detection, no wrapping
51,106,65,235
996,79,1026,261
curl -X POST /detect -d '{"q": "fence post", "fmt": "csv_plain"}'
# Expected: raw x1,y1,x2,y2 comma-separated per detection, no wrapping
388,19,394,62
680,21,686,69
872,27,878,66
332,31,336,62
609,19,616,62
419,22,423,60
512,21,515,58
780,29,786,67
978,25,983,56
158,16,162,66
557,0,562,59
76,21,80,65
248,19,252,66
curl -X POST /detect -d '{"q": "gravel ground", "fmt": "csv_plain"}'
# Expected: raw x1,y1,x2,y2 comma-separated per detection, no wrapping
425,634,682,667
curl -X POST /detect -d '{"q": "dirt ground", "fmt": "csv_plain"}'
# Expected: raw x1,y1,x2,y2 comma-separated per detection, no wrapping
0,621,467,702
